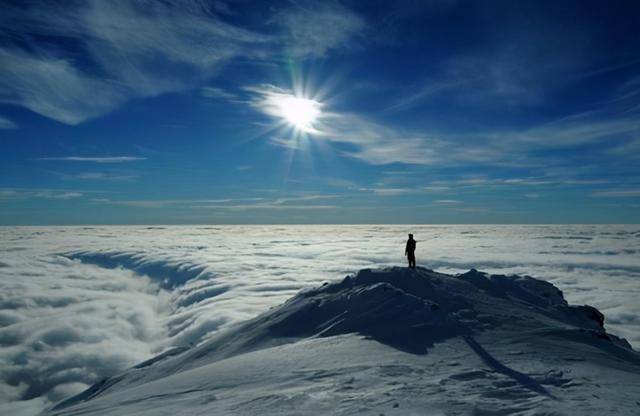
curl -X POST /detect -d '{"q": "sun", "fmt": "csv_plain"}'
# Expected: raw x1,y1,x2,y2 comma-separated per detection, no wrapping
275,96,321,132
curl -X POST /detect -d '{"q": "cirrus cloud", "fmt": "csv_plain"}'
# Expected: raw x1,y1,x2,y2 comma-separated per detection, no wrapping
35,156,146,163
0,0,365,125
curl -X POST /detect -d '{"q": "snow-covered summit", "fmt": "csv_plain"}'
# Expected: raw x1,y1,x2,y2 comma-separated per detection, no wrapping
50,267,640,415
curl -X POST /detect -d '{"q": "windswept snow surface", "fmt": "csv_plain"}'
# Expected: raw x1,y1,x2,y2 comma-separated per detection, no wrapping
50,267,640,415
0,225,639,414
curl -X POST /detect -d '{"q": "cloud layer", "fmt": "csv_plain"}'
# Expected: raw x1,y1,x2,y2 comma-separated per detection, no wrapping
1,225,639,414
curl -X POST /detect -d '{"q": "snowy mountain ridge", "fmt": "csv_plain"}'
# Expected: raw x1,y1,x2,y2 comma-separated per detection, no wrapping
49,266,640,415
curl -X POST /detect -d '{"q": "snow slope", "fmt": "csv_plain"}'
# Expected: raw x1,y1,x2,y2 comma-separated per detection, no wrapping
49,267,640,415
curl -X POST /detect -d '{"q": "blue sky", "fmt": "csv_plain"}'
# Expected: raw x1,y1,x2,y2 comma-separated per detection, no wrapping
1,0,639,224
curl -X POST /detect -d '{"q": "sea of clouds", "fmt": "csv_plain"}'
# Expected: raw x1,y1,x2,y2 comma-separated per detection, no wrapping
1,225,639,414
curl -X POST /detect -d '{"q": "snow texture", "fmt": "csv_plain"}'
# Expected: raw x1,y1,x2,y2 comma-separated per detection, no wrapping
50,266,640,415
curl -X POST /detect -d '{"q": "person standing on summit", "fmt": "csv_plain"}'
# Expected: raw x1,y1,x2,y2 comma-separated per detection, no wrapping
405,233,416,269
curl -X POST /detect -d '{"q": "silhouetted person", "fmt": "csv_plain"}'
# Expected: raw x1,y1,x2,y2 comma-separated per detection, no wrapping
405,233,416,269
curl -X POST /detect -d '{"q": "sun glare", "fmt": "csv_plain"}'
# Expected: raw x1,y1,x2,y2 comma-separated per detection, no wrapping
276,96,321,132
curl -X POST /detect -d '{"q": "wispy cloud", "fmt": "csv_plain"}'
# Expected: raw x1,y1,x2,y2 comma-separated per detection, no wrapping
0,188,84,200
358,187,415,196
62,172,138,181
249,86,441,165
423,186,451,192
0,1,365,125
36,156,146,163
0,48,129,125
96,194,339,210
433,199,462,204
275,1,366,58
191,204,337,211
193,194,340,210
610,73,640,107
324,114,439,165
103,198,235,208
513,117,640,148
590,189,640,198
451,206,491,213
430,176,609,189
200,86,240,101
0,115,17,129
386,78,471,112
444,13,596,106
0,0,274,124
268,137,304,150
249,77,640,168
